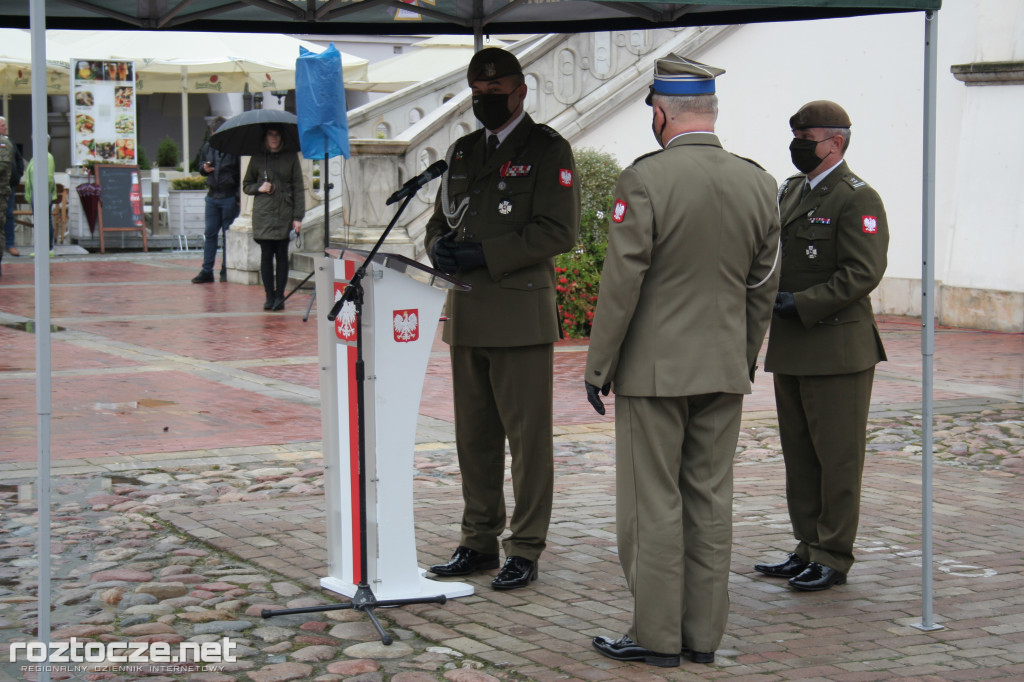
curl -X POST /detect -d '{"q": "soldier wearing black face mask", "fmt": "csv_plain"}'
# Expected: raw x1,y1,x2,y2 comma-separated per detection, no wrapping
754,100,889,592
423,47,580,591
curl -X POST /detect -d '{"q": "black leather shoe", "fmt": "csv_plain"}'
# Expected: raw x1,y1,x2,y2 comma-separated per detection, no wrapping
271,295,285,311
788,562,847,591
491,556,537,590
754,553,809,578
592,635,679,668
428,546,499,577
682,646,715,664
191,270,214,284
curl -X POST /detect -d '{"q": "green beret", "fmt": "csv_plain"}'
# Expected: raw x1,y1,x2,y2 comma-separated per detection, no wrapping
790,100,852,130
467,48,522,83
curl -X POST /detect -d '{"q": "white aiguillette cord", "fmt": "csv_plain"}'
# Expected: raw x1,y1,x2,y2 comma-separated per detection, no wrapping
441,142,470,230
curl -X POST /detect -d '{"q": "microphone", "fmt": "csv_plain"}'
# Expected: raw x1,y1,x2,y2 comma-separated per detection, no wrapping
386,160,448,205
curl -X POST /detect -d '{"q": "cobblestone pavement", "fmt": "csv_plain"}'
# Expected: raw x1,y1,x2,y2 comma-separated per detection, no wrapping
1,253,1023,681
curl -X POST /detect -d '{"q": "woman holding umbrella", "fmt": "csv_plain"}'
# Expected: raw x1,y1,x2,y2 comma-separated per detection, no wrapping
242,124,305,311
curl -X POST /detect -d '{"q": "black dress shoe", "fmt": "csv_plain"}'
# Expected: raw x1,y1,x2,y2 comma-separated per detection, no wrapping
592,635,679,668
754,553,809,578
191,270,214,284
428,546,499,577
788,562,846,591
681,646,715,664
491,556,537,590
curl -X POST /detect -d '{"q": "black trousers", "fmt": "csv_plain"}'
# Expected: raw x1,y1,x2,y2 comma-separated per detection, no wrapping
256,237,289,298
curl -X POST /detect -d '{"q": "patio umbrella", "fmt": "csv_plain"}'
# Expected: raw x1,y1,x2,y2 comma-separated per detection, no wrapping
208,109,300,156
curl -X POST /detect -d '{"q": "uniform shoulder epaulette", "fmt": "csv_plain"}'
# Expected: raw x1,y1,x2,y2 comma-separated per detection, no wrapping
534,123,562,139
729,152,766,171
843,174,868,190
631,149,662,166
785,172,804,182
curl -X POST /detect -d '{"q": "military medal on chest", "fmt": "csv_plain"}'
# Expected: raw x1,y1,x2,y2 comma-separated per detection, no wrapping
806,244,818,260
498,199,512,215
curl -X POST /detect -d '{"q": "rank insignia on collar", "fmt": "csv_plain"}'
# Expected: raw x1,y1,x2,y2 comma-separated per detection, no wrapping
500,161,532,177
498,199,512,215
809,217,831,225
806,244,818,260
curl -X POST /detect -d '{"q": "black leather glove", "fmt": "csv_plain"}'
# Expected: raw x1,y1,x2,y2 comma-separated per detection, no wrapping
430,234,458,274
774,291,798,319
585,381,611,416
452,243,486,271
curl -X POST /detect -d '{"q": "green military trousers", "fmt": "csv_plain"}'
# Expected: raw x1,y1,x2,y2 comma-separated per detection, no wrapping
773,368,875,574
615,392,743,655
450,343,554,562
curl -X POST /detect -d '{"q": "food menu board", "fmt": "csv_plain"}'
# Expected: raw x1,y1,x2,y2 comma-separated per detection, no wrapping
71,59,137,167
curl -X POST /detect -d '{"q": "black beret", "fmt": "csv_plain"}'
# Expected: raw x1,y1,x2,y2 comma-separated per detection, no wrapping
790,100,852,130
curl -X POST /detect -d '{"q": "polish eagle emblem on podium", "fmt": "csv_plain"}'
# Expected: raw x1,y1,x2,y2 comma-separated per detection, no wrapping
334,284,358,341
393,309,419,343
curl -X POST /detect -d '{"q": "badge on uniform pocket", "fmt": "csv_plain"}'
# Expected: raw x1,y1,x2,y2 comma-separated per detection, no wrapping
498,199,512,215
805,244,818,260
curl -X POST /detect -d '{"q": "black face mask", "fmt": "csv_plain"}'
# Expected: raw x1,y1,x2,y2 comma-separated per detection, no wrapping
789,137,826,174
472,92,513,131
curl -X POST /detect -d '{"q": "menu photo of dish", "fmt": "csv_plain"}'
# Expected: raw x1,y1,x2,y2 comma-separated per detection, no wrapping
75,90,94,107
94,140,117,161
77,138,95,161
116,138,135,161
75,113,95,135
75,60,102,81
114,86,133,108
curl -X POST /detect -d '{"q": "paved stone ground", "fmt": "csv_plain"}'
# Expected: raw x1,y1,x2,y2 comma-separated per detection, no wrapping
1,253,1023,681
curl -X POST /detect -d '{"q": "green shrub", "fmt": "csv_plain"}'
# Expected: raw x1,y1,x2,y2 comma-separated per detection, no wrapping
155,135,180,168
171,175,208,190
137,146,151,170
557,147,622,338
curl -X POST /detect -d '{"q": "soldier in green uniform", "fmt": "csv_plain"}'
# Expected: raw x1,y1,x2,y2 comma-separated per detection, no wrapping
754,100,889,591
424,48,580,590
585,55,780,666
0,130,14,277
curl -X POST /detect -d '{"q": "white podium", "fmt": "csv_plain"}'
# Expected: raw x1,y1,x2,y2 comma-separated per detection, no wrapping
315,250,472,601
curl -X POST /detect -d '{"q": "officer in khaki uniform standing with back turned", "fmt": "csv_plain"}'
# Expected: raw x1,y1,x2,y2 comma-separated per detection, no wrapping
585,55,780,667
754,100,889,592
424,47,580,590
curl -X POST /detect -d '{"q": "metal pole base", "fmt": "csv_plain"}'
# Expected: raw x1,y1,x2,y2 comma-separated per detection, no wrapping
910,622,944,632
260,583,447,645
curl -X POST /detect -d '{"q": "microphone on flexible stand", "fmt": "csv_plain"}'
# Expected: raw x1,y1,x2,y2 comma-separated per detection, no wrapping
386,160,448,205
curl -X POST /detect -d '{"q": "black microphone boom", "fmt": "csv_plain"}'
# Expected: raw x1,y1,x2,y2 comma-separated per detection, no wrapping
386,160,448,205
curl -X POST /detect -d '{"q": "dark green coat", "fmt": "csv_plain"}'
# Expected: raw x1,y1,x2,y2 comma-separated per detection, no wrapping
242,150,305,241
424,115,580,347
764,161,888,375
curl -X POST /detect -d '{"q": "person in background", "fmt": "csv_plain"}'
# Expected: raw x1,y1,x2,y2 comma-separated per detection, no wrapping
0,124,13,276
423,47,580,591
753,100,889,592
25,135,56,257
192,116,241,284
584,55,780,667
241,124,304,311
0,116,25,258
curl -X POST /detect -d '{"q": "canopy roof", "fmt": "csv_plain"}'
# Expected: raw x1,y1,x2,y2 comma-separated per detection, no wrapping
0,1,942,36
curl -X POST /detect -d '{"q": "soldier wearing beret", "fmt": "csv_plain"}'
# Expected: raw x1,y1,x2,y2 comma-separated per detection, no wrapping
754,100,889,591
585,55,780,666
424,47,580,590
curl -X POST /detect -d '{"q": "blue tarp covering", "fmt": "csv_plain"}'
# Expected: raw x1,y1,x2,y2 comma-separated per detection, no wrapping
296,43,350,160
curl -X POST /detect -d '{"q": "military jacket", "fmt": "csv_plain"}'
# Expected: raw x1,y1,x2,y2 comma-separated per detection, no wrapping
764,161,889,375
0,135,13,198
584,133,781,397
425,115,580,347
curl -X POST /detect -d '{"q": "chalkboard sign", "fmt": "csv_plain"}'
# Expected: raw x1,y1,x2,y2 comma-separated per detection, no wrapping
94,164,147,253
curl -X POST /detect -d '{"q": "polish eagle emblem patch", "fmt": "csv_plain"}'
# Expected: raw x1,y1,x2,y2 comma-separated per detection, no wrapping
862,216,878,234
394,309,419,343
612,200,628,223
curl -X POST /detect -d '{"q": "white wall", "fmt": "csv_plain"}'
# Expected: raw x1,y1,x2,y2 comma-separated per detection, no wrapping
576,2,1021,296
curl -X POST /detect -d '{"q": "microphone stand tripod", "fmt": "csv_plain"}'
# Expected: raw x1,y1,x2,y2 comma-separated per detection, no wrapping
262,190,446,644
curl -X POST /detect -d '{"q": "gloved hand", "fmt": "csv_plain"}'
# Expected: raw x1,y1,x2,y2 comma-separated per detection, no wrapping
430,234,458,274
585,381,611,416
774,291,798,319
452,242,486,271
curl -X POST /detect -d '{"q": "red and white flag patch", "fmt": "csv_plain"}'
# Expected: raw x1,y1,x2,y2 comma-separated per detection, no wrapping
612,200,628,223
559,168,573,187
862,216,878,234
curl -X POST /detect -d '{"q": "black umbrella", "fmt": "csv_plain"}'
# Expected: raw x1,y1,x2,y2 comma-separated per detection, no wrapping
208,109,301,156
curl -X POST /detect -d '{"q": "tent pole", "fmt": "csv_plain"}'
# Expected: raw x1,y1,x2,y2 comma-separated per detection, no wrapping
181,66,190,171
29,1,53,679
913,8,942,633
